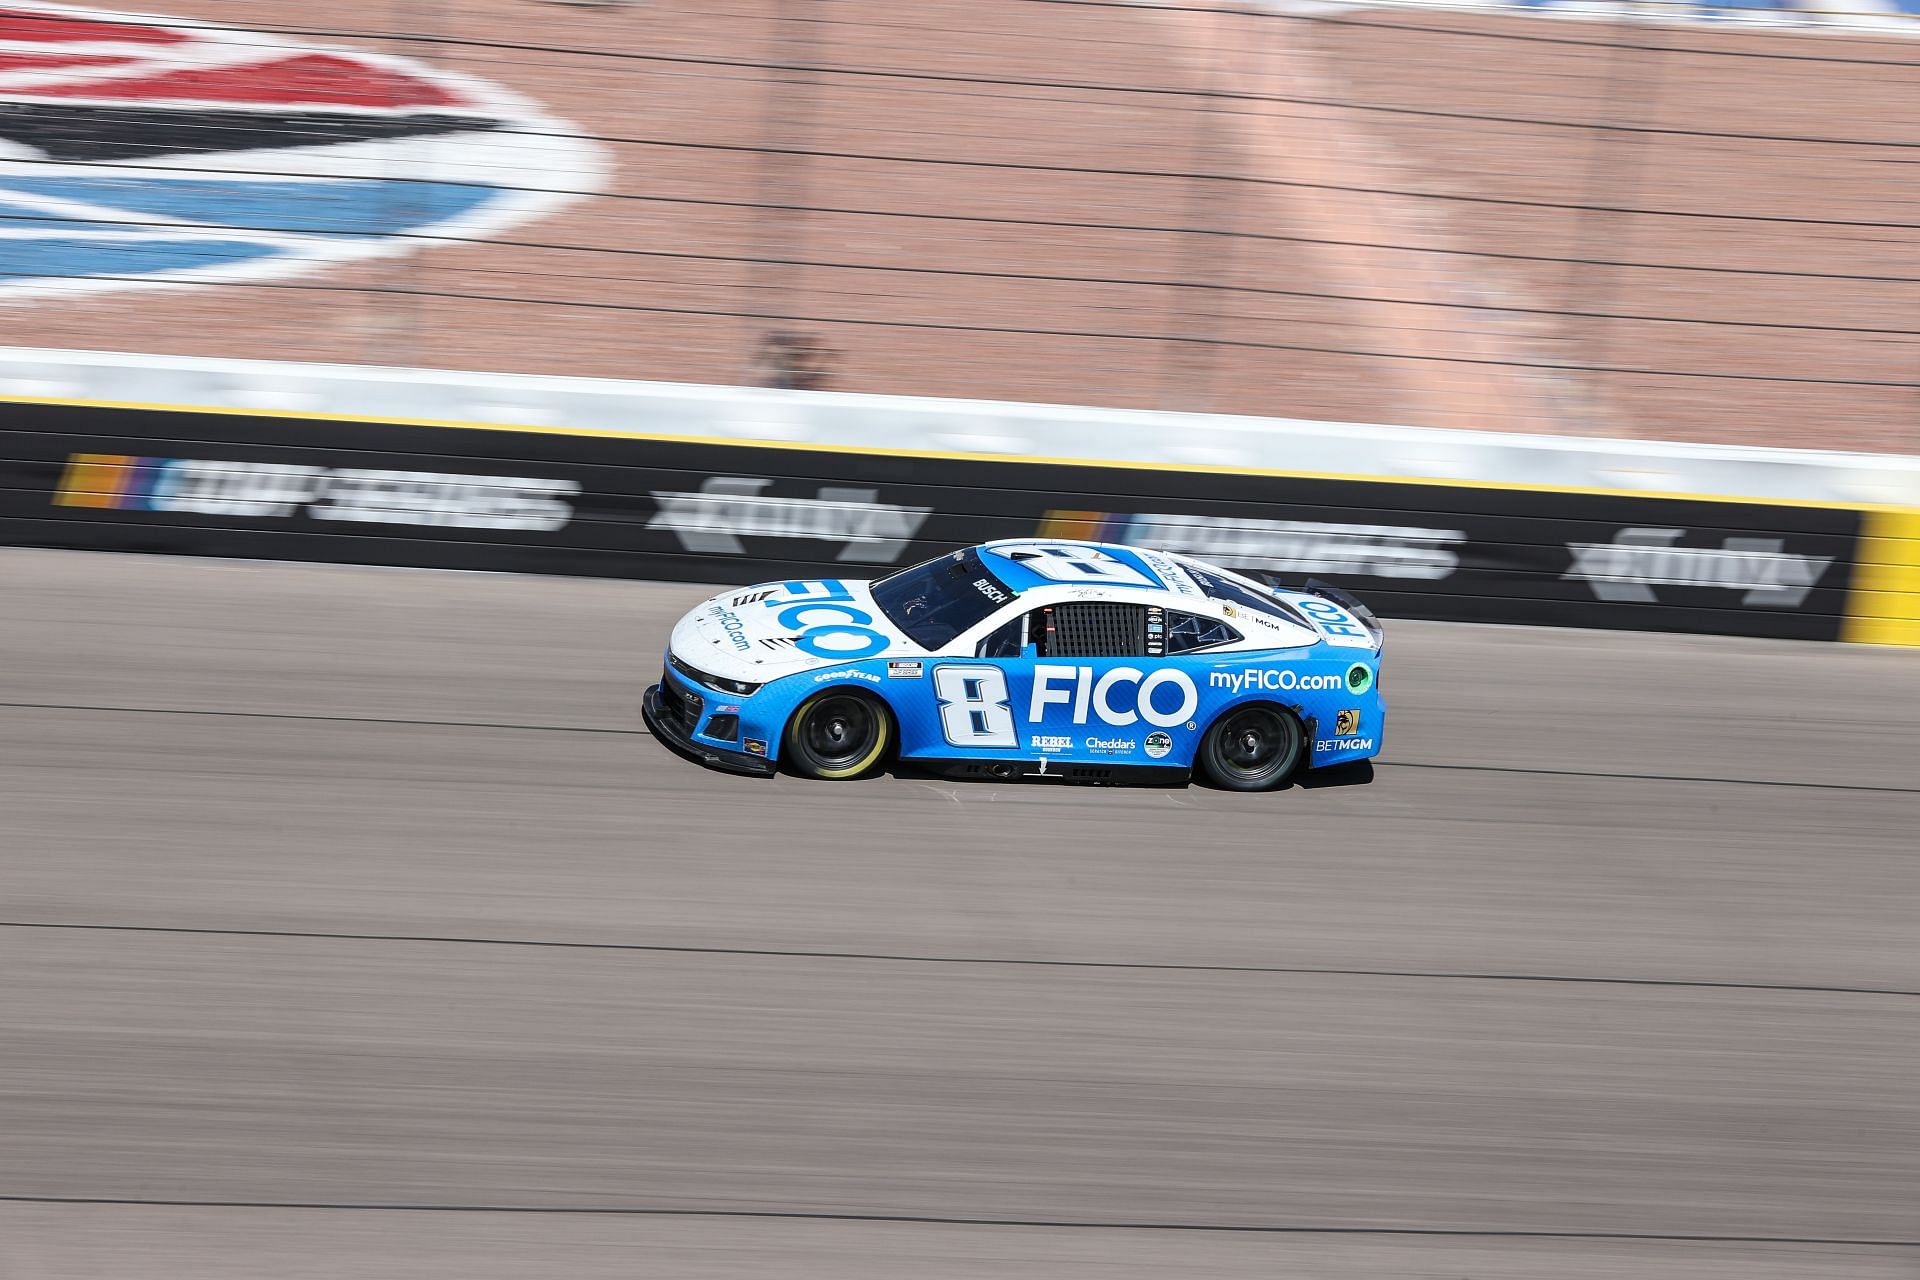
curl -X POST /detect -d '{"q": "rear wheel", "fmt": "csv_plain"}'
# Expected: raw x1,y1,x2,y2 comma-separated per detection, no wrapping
783,690,891,780
1197,704,1303,792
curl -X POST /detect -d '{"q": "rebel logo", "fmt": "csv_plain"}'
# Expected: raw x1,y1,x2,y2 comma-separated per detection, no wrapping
0,2,602,299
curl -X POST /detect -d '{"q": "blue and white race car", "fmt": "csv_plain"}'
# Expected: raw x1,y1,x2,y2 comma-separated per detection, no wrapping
643,539,1383,790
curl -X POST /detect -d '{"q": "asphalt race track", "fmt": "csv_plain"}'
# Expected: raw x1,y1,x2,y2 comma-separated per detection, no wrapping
2,547,1917,1278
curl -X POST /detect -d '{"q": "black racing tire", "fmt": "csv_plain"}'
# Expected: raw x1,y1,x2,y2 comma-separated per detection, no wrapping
1197,703,1305,792
782,690,892,780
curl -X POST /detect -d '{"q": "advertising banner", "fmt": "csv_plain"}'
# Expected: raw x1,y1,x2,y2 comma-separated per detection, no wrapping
0,400,1864,641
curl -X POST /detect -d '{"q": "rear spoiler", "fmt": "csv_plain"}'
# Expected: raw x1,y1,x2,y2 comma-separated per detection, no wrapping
1303,578,1385,647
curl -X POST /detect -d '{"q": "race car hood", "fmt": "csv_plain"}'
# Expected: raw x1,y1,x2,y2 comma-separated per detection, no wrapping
670,580,916,680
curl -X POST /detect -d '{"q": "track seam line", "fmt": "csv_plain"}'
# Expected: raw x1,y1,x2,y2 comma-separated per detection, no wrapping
0,1195,1913,1244
4,701,1915,795
1374,760,1920,795
4,920,1913,1001
0,701,648,736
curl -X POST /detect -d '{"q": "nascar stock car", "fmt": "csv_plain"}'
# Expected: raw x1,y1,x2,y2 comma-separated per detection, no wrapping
643,539,1383,790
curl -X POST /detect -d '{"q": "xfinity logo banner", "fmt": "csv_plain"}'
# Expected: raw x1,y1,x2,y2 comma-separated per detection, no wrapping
649,476,930,561
54,454,577,530
1039,510,1464,580
5,405,1861,644
1565,528,1835,607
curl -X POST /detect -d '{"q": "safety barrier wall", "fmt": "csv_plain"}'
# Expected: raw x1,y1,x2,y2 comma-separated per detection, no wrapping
4,389,1914,646
1850,511,1920,647
5,348,1919,508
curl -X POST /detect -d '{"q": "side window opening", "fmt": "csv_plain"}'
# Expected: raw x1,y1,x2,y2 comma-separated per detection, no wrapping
975,613,1025,659
1034,602,1148,658
1163,610,1240,655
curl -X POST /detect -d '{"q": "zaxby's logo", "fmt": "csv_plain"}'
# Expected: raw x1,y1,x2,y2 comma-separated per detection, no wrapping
53,453,578,529
0,2,602,300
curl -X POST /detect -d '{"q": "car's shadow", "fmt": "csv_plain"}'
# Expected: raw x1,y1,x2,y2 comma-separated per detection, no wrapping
1293,759,1376,790
643,719,1375,792
882,758,1375,792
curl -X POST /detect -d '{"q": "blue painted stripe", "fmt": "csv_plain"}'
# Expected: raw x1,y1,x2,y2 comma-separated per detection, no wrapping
0,237,281,281
0,177,499,238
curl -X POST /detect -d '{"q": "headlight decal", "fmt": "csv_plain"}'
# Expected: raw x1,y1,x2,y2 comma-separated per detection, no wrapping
669,652,761,698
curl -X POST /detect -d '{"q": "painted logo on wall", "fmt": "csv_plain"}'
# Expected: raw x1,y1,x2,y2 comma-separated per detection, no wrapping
1274,0,1920,36
0,3,603,300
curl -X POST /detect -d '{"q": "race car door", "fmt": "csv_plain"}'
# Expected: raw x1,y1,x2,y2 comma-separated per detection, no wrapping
927,601,1203,767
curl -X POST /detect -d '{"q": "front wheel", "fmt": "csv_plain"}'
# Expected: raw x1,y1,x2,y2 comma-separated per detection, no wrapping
1197,704,1304,792
783,690,892,780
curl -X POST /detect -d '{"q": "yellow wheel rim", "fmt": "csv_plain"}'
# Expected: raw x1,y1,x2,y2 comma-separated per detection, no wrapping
791,692,890,779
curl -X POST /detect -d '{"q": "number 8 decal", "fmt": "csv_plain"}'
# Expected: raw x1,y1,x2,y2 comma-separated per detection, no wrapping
993,542,1158,587
934,664,1018,747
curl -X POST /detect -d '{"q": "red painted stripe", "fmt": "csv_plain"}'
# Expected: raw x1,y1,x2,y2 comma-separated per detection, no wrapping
16,51,469,108
0,50,125,70
0,9,183,43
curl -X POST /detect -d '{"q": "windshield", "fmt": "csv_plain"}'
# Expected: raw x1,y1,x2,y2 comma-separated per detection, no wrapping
871,548,1016,650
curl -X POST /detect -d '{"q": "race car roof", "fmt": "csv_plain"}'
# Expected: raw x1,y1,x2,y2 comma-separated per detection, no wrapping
967,539,1341,646
975,538,1190,598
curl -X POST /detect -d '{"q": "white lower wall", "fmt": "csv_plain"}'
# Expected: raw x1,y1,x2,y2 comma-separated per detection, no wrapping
3,346,1914,508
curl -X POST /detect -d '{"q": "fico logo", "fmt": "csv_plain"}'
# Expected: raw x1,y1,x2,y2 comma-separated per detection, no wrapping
1029,665,1198,728
0,2,603,300
763,579,893,660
